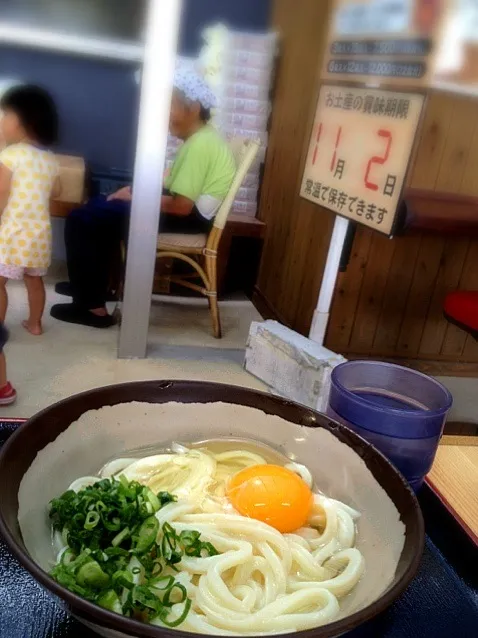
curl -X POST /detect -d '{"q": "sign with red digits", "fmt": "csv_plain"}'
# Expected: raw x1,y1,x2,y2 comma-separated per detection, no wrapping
300,85,424,235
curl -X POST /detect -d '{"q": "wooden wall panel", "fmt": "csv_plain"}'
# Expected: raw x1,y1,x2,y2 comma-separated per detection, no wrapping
433,97,478,191
327,228,373,351
395,236,445,356
255,0,334,330
409,95,454,190
418,238,469,356
346,233,395,354
372,235,421,353
256,2,478,370
326,93,478,365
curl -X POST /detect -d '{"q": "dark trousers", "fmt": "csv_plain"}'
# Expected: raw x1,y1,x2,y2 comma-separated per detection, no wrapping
65,195,211,309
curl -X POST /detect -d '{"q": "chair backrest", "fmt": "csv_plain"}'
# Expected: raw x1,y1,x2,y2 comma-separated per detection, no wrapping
213,137,261,230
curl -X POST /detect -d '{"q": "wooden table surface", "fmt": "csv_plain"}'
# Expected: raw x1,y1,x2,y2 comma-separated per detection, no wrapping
427,435,478,545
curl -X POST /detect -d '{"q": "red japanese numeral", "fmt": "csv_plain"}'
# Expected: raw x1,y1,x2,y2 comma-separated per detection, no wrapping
311,123,342,170
364,129,392,191
330,126,342,172
312,123,323,165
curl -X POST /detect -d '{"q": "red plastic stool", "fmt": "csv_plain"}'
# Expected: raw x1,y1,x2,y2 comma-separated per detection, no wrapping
443,291,478,340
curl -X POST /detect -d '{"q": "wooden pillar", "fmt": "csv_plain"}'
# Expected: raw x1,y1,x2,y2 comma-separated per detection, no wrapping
254,0,335,335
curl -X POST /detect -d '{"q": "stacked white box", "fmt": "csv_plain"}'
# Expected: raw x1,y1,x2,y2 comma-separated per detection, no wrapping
198,25,278,218
162,29,276,218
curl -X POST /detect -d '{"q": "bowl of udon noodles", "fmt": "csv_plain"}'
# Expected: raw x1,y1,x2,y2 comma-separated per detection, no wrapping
0,380,424,638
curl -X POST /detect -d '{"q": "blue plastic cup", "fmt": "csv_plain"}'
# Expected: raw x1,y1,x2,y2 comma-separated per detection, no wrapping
327,361,453,491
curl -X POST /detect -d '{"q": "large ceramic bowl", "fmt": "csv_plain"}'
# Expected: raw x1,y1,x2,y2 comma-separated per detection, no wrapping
0,380,424,638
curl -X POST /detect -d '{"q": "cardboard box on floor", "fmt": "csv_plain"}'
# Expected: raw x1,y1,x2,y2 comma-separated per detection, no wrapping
245,320,347,413
55,154,86,204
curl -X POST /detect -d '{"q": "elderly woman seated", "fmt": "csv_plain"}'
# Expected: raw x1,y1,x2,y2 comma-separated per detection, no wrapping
51,68,235,328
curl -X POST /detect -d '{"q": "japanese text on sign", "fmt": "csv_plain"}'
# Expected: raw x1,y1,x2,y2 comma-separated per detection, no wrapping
327,59,425,79
330,39,431,57
300,86,425,236
302,182,390,226
325,89,411,118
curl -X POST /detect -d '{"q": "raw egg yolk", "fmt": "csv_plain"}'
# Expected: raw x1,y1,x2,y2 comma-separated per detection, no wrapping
226,464,313,533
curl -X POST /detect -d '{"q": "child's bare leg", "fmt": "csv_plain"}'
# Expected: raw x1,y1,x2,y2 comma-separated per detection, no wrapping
23,274,45,335
0,351,7,388
0,277,8,323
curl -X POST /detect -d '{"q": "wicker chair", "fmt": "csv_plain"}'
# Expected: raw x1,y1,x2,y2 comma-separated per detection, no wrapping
156,137,260,338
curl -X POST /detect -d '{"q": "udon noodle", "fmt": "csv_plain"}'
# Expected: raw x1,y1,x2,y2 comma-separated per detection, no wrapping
52,443,365,635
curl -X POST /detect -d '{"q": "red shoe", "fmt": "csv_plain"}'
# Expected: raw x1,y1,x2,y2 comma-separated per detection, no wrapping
0,382,17,406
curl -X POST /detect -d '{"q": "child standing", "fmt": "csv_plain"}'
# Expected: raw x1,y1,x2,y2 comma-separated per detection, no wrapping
0,85,59,335
0,322,15,405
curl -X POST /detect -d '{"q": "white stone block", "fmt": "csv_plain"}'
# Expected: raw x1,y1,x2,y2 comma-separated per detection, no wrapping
245,320,347,413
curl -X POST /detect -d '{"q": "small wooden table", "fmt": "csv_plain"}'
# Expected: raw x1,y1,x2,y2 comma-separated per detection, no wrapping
426,435,478,545
51,200,77,217
217,214,266,295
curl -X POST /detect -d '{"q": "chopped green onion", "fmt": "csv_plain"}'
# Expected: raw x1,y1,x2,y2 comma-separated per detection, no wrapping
85,511,100,530
77,560,110,589
162,522,181,566
135,516,159,555
145,489,160,512
200,542,219,557
132,585,162,613
151,561,163,577
179,529,219,557
160,598,192,628
61,549,75,566
119,475,129,489
104,546,129,559
158,492,177,507
163,582,187,607
48,476,218,629
112,527,130,547
112,570,134,591
149,575,175,591
61,527,69,546
97,590,123,614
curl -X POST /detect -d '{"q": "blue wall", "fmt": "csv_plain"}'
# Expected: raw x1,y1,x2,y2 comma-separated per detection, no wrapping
0,0,271,171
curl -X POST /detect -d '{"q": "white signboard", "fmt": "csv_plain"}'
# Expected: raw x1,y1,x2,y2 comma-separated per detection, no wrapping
300,85,425,235
335,0,413,35
323,0,454,87
461,0,478,42
324,0,478,92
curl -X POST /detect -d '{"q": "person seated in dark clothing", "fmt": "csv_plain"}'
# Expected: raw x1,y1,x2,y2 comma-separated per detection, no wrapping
50,66,236,328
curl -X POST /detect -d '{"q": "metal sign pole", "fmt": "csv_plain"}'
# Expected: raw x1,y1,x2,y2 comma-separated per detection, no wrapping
118,0,183,359
309,215,349,345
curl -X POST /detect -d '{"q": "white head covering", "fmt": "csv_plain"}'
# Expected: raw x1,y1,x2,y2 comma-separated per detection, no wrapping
173,62,217,110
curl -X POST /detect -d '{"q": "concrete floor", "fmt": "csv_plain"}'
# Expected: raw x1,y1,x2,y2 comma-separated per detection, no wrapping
1,267,476,425
1,272,265,418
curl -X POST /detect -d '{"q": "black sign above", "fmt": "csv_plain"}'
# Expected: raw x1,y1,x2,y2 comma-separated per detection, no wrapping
327,59,426,79
330,39,432,57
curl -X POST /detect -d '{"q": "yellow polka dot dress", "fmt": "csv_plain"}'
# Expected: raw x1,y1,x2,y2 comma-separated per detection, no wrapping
0,143,58,279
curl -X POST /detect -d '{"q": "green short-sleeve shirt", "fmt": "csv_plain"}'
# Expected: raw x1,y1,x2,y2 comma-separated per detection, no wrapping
164,125,236,220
